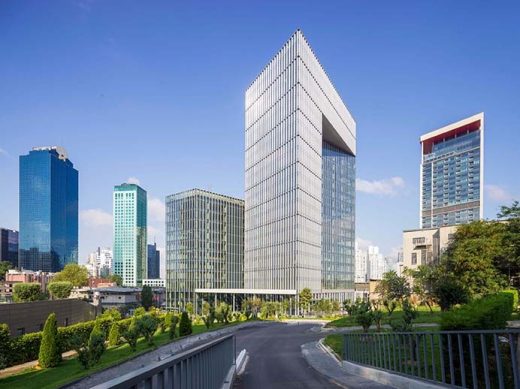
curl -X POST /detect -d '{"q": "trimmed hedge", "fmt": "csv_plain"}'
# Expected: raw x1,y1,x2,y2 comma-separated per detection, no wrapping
503,288,519,310
441,292,514,330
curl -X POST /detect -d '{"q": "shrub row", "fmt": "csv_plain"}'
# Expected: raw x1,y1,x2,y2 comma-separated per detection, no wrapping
4,316,124,367
441,292,514,331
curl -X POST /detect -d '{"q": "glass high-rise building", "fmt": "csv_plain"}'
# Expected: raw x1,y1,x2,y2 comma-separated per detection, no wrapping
19,147,78,272
113,183,147,287
166,189,244,309
0,228,19,268
244,30,356,299
420,113,484,228
147,243,160,279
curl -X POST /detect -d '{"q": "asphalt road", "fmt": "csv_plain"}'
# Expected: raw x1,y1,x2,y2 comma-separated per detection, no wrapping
232,322,341,389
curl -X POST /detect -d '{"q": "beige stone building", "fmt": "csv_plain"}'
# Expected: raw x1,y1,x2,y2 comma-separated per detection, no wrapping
402,225,457,271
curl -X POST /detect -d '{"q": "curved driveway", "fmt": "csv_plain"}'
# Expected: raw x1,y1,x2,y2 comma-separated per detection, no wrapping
233,322,341,388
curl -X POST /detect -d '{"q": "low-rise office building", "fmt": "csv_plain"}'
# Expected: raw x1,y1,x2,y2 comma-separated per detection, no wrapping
402,225,457,270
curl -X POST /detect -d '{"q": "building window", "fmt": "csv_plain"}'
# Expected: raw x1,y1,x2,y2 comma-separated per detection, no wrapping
421,250,427,265
411,253,417,265
413,237,426,245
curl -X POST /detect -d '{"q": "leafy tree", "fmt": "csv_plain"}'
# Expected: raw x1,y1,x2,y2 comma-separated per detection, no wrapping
376,271,411,302
215,302,230,324
202,301,211,316
498,201,520,219
108,274,123,286
373,309,384,332
179,312,192,337
185,302,194,316
0,261,13,281
48,281,73,299
404,265,437,313
74,322,106,369
14,283,44,302
433,276,469,311
123,319,140,351
39,313,60,368
343,299,356,316
137,315,158,346
382,298,398,315
53,264,89,287
141,285,153,310
243,297,262,318
314,299,333,317
108,322,121,346
203,305,215,329
331,300,340,314
390,299,418,332
299,288,312,314
442,221,507,297
354,301,373,332
0,323,10,369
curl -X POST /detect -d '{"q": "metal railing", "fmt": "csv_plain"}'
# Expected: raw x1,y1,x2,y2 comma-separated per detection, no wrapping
92,334,236,389
343,329,520,388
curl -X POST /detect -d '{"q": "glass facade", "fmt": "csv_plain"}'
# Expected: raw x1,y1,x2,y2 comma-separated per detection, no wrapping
113,183,147,287
19,147,78,272
0,228,19,268
420,114,483,228
321,142,355,290
147,243,160,279
166,189,244,309
244,30,356,298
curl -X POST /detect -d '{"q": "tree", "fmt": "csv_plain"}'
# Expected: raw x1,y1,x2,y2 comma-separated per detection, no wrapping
74,322,106,369
373,309,384,332
442,221,507,297
243,297,262,318
108,274,123,286
382,298,398,315
134,307,146,317
314,299,333,317
179,312,192,337
137,315,158,346
376,271,411,302
141,285,153,310
185,302,194,316
390,299,418,332
53,264,88,287
354,302,374,332
404,265,437,313
13,283,44,302
433,276,469,311
215,302,230,324
108,322,121,346
299,288,312,314
99,307,122,321
0,323,10,369
0,261,12,281
498,201,520,219
39,313,60,368
48,281,73,299
123,319,140,351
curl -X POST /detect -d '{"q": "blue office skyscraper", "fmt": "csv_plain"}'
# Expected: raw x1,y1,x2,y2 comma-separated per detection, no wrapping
147,243,160,279
19,146,78,272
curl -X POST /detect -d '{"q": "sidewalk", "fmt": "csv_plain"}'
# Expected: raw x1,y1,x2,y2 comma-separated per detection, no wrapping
301,340,394,388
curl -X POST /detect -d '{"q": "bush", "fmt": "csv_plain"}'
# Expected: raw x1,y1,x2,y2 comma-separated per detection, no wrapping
390,299,418,332
13,283,44,302
88,322,106,365
108,322,121,347
503,288,519,310
441,293,514,330
48,281,73,299
39,313,60,368
179,312,192,337
169,315,179,339
9,332,41,366
0,323,10,369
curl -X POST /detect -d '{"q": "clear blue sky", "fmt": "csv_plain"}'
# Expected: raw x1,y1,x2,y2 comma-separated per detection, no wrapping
1,0,519,264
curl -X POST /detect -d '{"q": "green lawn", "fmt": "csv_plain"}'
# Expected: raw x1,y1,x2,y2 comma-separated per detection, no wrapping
0,322,236,389
327,305,442,328
323,334,344,358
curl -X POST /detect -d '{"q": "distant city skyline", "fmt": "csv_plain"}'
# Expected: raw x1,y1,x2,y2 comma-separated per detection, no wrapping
1,2,519,263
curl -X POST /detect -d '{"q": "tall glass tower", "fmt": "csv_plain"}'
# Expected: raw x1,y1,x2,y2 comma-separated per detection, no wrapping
19,147,78,272
420,113,484,228
166,189,244,309
244,30,356,299
113,183,147,287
